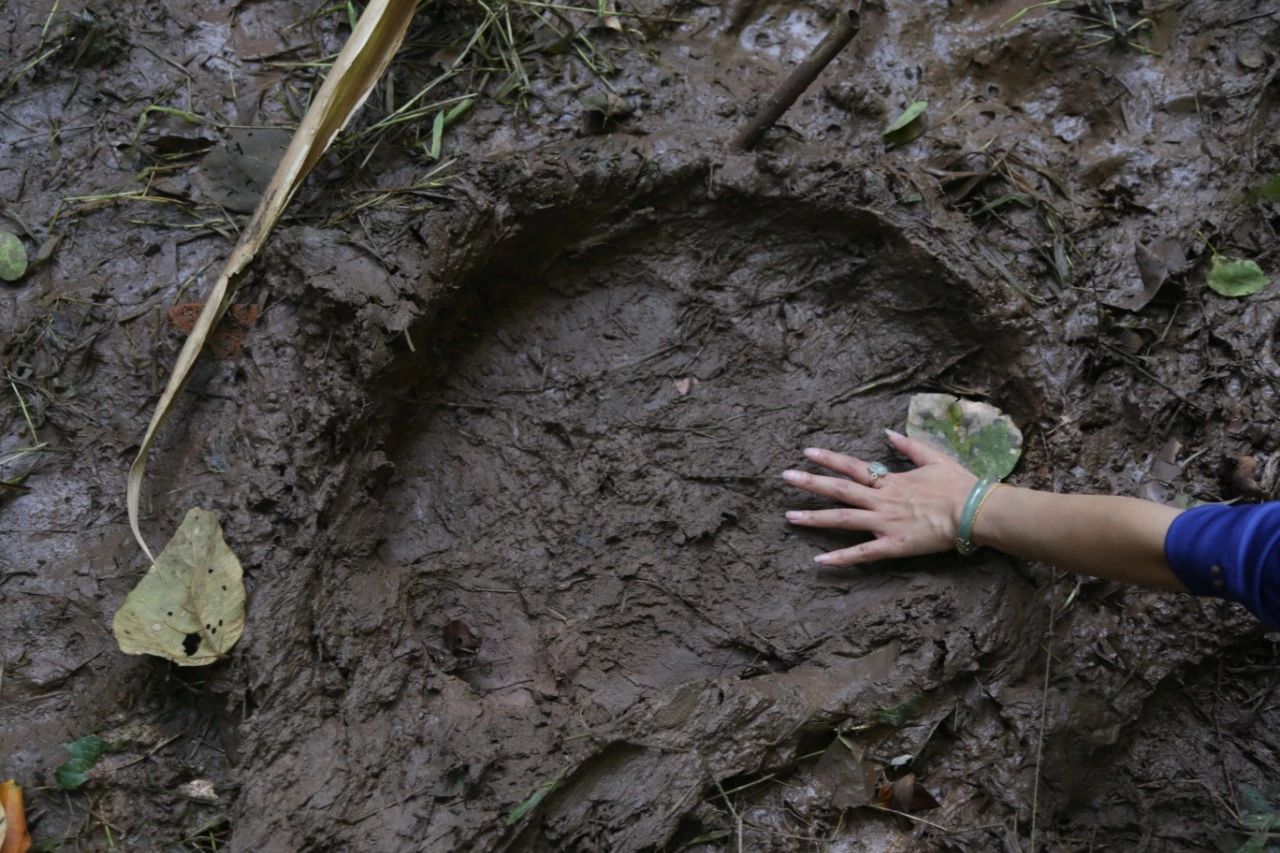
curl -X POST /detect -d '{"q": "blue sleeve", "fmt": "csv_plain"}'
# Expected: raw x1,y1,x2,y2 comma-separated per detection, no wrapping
1164,503,1280,628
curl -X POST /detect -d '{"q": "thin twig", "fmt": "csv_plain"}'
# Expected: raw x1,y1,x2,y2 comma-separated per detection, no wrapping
1029,574,1057,850
730,8,861,150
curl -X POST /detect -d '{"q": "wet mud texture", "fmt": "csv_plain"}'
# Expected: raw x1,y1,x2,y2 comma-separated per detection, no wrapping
4,0,1280,850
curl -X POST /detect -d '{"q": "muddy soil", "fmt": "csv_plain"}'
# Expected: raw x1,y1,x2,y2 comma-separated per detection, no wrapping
4,0,1280,850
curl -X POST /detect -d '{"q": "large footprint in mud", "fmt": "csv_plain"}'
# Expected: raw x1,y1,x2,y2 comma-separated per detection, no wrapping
386,197,998,697
243,189,1041,850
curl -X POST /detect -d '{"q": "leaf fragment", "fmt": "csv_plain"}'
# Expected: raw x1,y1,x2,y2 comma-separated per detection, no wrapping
1207,254,1269,297
112,507,246,666
883,100,927,146
55,736,111,790
1250,173,1280,203
581,91,633,119
0,230,27,283
906,393,1023,480
877,773,940,813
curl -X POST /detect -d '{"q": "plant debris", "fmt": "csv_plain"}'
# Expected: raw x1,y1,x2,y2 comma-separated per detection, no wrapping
112,507,246,666
883,100,927,147
54,735,112,791
1207,254,1269,297
0,230,26,283
906,393,1023,479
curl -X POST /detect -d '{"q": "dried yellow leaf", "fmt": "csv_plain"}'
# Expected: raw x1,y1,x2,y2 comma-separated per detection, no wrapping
112,508,245,666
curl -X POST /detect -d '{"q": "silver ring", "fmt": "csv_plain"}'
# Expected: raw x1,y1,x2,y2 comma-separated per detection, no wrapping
867,462,889,483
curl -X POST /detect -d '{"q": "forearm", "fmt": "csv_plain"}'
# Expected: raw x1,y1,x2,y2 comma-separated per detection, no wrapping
972,486,1186,591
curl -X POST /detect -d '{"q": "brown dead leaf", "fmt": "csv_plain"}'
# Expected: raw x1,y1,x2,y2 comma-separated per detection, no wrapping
1233,455,1268,500
877,773,940,813
443,619,479,656
812,738,878,810
1110,238,1189,311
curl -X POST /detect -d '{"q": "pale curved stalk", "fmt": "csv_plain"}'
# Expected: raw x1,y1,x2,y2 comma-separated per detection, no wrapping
127,0,418,559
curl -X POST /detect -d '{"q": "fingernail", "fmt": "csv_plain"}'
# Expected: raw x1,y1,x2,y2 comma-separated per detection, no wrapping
786,511,803,521
803,447,822,459
885,429,904,440
782,469,804,483
814,554,832,565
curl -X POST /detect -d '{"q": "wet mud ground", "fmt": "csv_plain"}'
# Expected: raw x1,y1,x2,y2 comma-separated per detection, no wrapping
4,0,1280,849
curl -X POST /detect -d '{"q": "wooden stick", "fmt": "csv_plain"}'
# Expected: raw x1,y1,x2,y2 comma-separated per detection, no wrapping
729,8,861,151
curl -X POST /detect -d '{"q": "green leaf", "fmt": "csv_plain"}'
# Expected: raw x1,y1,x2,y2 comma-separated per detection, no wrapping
0,229,28,282
906,393,1023,480
1249,173,1280,202
429,110,445,160
1208,255,1269,297
443,98,473,126
55,735,110,790
884,100,927,147
112,507,246,666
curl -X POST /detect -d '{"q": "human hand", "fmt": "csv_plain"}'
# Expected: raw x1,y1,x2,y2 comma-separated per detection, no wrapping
782,429,978,566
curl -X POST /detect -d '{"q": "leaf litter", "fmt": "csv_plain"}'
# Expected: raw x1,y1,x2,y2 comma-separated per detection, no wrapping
884,100,927,147
906,393,1023,480
1208,254,1269,298
112,507,246,666
0,230,26,282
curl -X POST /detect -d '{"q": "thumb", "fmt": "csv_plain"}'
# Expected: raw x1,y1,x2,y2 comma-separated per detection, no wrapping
885,429,954,467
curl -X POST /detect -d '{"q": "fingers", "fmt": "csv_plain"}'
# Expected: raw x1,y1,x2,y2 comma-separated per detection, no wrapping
885,429,953,467
814,537,902,567
785,508,877,531
802,447,878,484
782,469,876,506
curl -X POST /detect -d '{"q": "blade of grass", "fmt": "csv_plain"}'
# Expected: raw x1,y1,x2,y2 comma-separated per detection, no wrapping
1004,0,1066,26
126,0,418,559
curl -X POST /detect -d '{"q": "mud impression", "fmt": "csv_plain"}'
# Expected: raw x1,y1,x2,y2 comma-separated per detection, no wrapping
389,201,1000,707
238,193,1058,850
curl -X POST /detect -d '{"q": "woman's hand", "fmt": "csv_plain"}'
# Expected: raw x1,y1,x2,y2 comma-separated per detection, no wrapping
782,430,977,566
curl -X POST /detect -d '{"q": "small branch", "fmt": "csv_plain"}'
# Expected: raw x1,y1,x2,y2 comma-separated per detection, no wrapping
729,8,862,151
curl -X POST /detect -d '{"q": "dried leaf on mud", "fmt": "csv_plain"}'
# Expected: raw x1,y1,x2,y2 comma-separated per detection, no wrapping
126,0,418,560
0,230,26,282
1110,238,1187,311
54,735,112,790
877,772,940,813
442,619,480,656
1208,255,1269,298
112,508,245,666
906,393,1022,480
0,779,31,853
812,738,877,810
883,100,927,146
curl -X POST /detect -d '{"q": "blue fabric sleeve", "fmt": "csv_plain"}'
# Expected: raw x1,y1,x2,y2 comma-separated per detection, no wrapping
1164,503,1280,629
